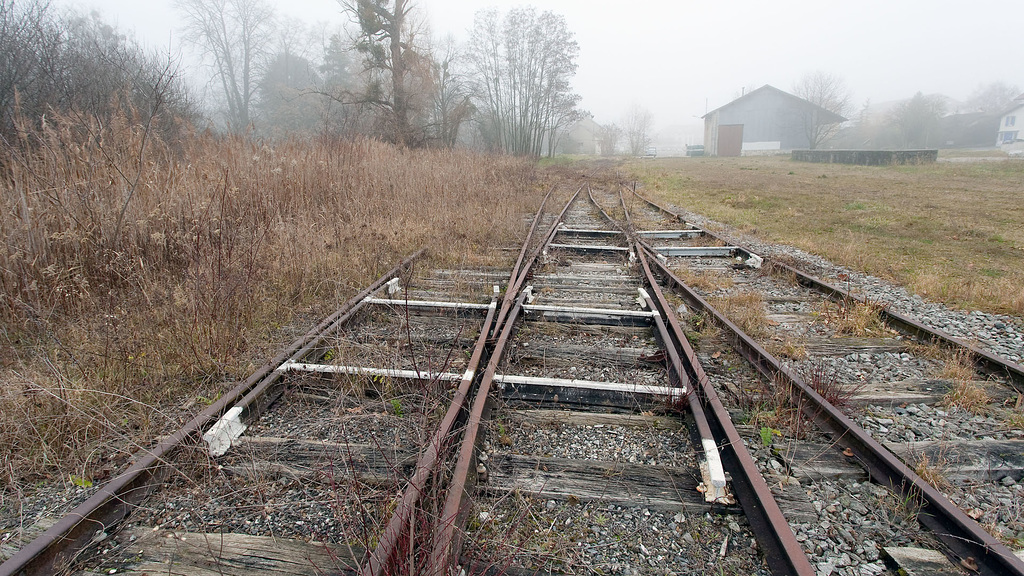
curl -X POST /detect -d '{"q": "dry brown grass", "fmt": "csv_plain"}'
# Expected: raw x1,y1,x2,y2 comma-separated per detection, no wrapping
0,108,540,488
709,290,769,338
628,156,1024,316
913,451,951,492
818,297,890,337
938,350,990,414
672,266,733,292
770,339,807,361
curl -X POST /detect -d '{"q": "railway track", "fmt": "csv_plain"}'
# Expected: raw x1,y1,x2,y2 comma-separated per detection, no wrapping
608,185,1024,576
3,178,1024,576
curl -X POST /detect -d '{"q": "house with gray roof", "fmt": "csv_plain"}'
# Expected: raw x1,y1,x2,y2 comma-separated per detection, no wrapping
702,85,846,156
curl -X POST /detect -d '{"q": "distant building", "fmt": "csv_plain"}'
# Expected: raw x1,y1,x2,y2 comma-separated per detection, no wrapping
997,93,1024,148
556,117,604,155
702,85,846,156
937,112,999,149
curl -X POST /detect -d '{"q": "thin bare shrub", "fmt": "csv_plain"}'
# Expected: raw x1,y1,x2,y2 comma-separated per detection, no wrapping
798,360,863,409
0,105,538,487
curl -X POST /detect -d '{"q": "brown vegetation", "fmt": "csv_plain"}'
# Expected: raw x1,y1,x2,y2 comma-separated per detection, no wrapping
671,267,733,293
939,350,991,414
818,297,890,337
630,155,1024,316
709,290,769,338
0,107,539,489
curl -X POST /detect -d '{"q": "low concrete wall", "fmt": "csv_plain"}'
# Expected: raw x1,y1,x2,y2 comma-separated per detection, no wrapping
792,149,938,165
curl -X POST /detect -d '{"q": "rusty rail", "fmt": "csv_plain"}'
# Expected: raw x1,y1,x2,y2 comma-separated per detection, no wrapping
645,246,1024,576
493,187,580,332
428,190,581,574
627,186,1024,387
0,251,424,576
429,291,530,574
598,186,815,576
362,189,571,575
359,293,499,576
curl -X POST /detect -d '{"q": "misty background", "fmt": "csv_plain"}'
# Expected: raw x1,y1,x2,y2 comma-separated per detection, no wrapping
21,0,1024,150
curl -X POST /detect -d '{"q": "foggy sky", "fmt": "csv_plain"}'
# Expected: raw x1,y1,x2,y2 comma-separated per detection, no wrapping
55,0,1024,138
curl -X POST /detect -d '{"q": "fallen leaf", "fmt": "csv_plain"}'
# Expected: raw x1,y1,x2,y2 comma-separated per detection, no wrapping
842,448,854,457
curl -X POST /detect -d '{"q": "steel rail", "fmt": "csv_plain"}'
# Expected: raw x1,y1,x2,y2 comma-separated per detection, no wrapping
0,250,424,576
363,190,561,575
601,185,815,576
429,291,529,575
493,188,581,333
429,190,582,574
598,187,729,490
497,185,555,336
595,187,728,486
359,296,499,576
644,245,1024,576
627,186,1024,387
636,248,816,576
636,287,727,498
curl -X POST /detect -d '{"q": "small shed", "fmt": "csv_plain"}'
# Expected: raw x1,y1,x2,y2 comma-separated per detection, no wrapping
702,85,846,156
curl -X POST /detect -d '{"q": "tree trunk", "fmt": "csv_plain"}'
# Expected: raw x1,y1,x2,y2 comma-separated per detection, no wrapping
389,0,408,146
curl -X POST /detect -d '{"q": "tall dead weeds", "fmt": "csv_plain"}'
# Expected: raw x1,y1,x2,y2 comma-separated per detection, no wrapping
0,107,539,487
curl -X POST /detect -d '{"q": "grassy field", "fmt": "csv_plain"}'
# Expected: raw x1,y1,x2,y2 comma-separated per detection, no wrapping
626,155,1024,317
0,110,543,489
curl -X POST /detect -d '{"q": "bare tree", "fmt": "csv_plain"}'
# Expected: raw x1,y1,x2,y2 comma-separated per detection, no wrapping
312,31,366,138
340,0,425,146
598,123,621,156
792,71,852,149
966,81,1021,114
176,0,275,132
545,94,583,157
427,37,473,148
624,104,653,156
0,2,197,146
467,7,581,156
0,0,57,138
890,92,946,149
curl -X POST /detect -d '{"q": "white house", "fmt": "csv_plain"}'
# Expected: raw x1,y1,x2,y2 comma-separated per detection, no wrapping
997,93,1024,148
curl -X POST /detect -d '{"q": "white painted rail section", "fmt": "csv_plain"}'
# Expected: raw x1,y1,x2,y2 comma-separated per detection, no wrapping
655,246,738,257
362,298,495,312
557,228,623,236
493,374,685,400
522,304,658,319
278,361,470,382
548,243,630,252
636,229,704,239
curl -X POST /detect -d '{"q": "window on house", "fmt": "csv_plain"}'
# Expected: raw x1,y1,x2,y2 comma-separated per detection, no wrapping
1006,116,1017,127
1001,131,1019,143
